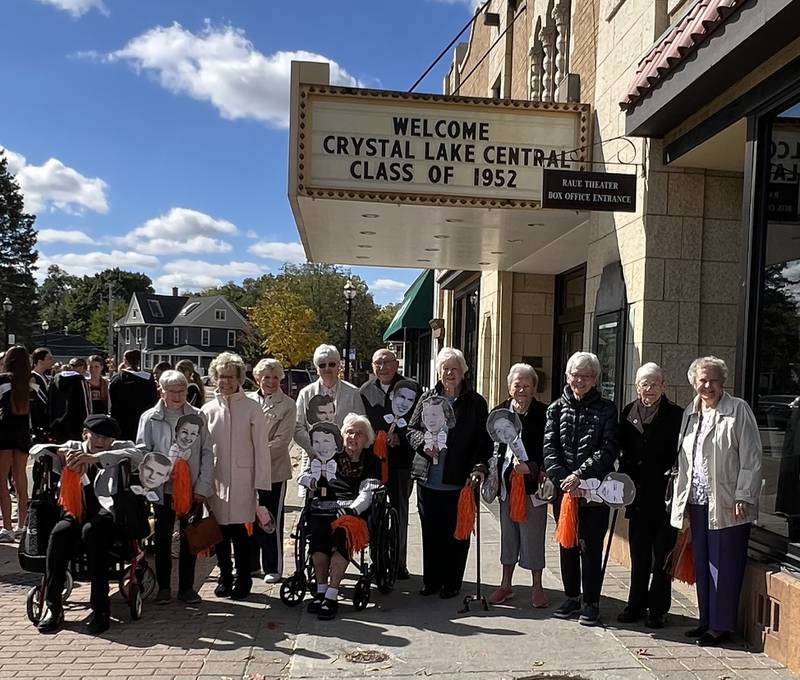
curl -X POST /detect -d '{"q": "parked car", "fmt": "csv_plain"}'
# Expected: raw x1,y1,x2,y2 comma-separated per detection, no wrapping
281,368,313,400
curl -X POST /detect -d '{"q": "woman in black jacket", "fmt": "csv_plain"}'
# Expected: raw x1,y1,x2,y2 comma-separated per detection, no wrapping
488,363,550,608
544,351,619,626
407,347,492,599
617,362,683,628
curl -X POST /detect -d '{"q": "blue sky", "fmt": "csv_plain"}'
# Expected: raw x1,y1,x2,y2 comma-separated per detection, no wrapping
0,0,477,305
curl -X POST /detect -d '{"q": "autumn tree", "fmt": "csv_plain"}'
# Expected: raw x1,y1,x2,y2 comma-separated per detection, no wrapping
251,291,325,366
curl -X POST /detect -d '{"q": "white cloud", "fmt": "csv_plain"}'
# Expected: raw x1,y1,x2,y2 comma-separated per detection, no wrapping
249,241,306,264
103,22,362,127
370,278,410,294
35,0,109,17
37,250,158,278
117,207,237,254
1,145,109,215
156,258,265,291
245,229,258,239
38,228,94,245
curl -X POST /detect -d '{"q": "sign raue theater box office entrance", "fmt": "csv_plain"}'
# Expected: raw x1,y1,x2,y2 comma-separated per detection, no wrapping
288,62,592,271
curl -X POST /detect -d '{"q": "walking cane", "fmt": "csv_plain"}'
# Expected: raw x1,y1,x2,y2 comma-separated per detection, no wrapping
600,508,619,590
460,485,488,613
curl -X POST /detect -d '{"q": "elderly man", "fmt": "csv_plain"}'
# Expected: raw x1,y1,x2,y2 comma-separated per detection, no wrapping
137,370,214,605
295,344,364,463
360,348,420,580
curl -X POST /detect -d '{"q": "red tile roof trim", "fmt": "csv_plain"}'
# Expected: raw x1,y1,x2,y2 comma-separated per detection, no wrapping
619,0,746,111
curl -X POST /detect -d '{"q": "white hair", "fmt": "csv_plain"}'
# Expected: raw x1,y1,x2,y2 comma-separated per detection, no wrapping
435,347,469,376
507,363,539,388
565,351,601,379
341,412,376,447
635,362,665,385
253,358,285,381
313,344,341,366
159,369,188,390
209,351,246,384
687,355,728,385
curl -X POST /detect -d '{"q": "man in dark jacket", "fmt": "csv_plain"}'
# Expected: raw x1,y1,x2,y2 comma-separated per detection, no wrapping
360,348,420,580
544,351,619,626
48,357,91,442
617,362,683,628
109,350,159,441
30,348,53,443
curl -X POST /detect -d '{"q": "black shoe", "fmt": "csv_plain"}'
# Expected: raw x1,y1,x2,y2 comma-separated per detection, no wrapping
439,586,460,599
37,606,64,633
317,598,338,620
230,579,252,600
617,607,645,624
685,624,709,638
697,631,730,647
307,593,325,614
214,579,232,598
646,614,665,629
578,603,600,626
154,588,171,605
419,585,440,596
553,597,582,619
396,566,410,581
86,612,110,635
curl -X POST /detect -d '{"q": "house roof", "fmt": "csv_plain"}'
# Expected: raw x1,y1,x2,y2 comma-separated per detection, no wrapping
619,0,745,112
120,294,249,329
131,292,189,324
28,333,104,359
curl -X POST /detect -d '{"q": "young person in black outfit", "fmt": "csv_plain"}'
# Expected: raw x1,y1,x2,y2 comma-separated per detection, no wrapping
617,362,683,628
109,350,159,441
48,357,91,442
30,347,54,443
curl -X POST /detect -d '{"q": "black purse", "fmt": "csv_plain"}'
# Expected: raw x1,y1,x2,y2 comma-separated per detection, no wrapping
410,452,431,482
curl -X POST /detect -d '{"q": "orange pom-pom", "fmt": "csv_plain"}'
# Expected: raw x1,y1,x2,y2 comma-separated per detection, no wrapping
58,467,85,520
171,458,193,518
555,493,579,548
331,514,370,557
373,431,389,483
454,485,476,540
667,529,695,585
510,470,528,523
245,522,254,536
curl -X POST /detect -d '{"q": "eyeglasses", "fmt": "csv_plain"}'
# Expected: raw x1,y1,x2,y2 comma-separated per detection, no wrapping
637,381,661,390
318,362,338,369
373,360,396,367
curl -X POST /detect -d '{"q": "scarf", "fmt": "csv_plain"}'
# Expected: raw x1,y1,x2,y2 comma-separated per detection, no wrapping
628,398,660,434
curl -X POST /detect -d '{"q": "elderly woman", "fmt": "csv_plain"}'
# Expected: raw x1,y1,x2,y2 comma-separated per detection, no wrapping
617,363,683,628
544,351,618,626
137,370,214,605
295,344,364,463
489,363,550,608
670,356,762,647
407,347,492,599
202,352,270,600
248,358,297,583
299,413,381,620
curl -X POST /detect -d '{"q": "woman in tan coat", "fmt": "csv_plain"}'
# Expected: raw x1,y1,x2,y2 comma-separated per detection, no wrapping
202,352,270,600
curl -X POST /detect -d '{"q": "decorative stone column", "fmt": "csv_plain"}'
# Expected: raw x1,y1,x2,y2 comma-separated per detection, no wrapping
529,17,544,102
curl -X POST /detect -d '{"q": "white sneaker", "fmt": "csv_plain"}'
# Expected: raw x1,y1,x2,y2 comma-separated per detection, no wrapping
0,529,14,543
263,573,282,584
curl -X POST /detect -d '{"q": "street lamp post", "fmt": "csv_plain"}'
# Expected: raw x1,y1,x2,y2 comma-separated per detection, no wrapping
113,322,121,367
42,320,49,347
2,297,12,348
343,280,356,381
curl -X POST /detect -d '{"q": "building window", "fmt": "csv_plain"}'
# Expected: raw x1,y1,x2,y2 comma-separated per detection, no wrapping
147,300,164,318
452,283,480,382
173,327,180,345
215,309,226,321
132,309,138,318
227,330,236,348
201,328,210,346
181,302,201,316
125,328,131,344
154,327,163,345
136,327,142,345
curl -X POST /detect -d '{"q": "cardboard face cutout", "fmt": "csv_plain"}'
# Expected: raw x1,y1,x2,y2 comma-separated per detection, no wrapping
132,452,172,501
578,472,636,508
307,394,336,425
308,421,342,485
487,408,528,462
421,395,455,461
385,379,419,429
169,413,203,464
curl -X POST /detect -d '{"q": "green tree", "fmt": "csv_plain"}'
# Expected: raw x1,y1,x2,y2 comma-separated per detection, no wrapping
375,303,401,342
86,299,127,349
251,291,325,366
38,265,79,333
0,151,38,345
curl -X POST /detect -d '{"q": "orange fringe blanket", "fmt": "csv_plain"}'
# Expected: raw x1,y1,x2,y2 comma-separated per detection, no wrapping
373,431,390,484
331,515,370,557
510,470,528,523
58,467,84,520
454,485,476,540
555,493,579,548
171,458,192,518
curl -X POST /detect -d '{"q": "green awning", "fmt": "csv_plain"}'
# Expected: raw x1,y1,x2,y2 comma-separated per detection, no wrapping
383,270,434,342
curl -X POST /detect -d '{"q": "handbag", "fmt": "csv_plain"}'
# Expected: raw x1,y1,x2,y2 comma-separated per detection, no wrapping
184,503,224,556
410,452,431,482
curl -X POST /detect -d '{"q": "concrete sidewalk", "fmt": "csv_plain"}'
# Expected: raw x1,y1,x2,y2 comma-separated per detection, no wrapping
0,480,796,680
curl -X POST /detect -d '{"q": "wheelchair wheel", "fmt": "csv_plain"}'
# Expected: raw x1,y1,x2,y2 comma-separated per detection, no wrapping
26,584,44,624
129,584,143,621
352,577,370,611
136,562,157,600
62,571,74,602
375,507,400,594
279,573,307,606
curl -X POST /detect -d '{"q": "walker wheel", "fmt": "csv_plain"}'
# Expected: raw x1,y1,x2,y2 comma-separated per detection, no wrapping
352,578,370,611
136,562,157,600
130,584,143,620
279,574,306,606
26,585,44,625
62,572,74,602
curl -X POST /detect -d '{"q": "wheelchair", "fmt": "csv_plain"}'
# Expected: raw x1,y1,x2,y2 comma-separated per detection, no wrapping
280,482,400,611
20,454,156,626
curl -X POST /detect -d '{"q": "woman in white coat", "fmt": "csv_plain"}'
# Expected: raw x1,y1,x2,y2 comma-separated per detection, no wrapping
202,352,270,600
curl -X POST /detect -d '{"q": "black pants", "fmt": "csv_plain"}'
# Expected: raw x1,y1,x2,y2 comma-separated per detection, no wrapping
387,467,413,570
153,495,196,593
626,508,677,617
252,481,287,574
553,497,609,605
215,523,252,586
417,485,470,592
46,512,115,614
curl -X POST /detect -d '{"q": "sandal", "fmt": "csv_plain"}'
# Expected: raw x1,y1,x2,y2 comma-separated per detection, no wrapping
488,586,514,605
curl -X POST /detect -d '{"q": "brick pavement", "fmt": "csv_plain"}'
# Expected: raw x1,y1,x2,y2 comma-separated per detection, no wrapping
0,478,798,680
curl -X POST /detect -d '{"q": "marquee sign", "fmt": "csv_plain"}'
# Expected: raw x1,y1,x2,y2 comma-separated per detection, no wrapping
295,85,591,209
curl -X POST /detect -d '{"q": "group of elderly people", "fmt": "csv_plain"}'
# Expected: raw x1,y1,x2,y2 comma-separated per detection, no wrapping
30,335,761,643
